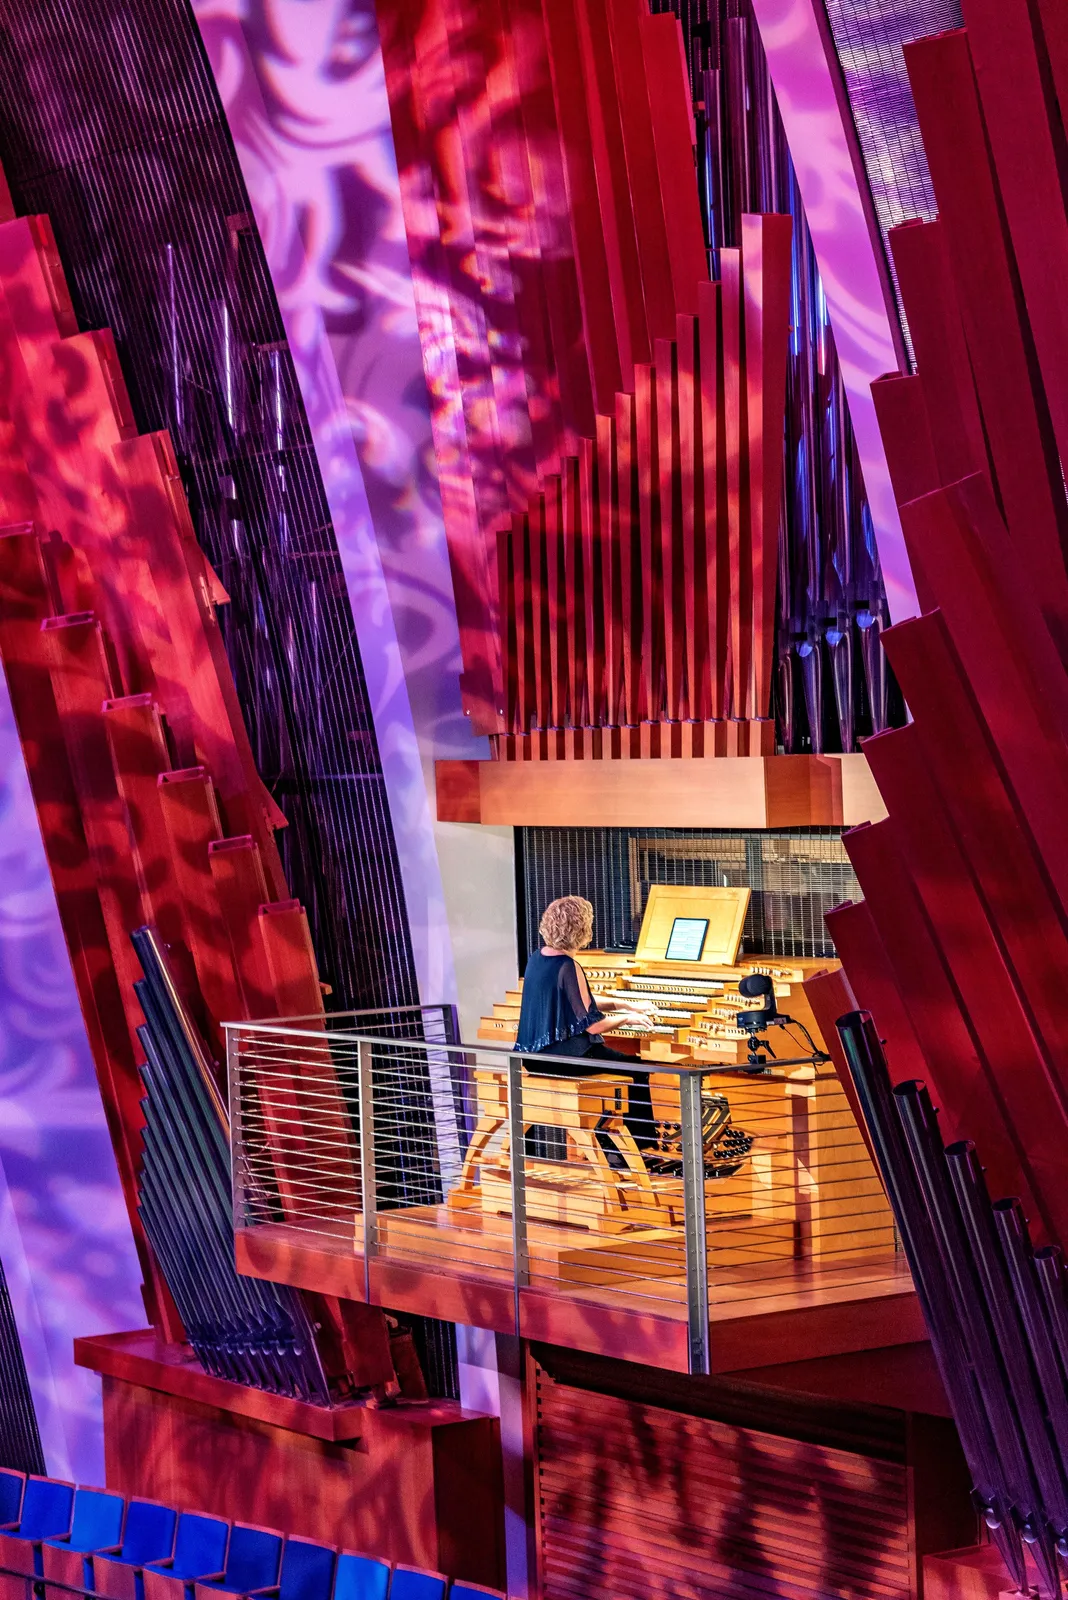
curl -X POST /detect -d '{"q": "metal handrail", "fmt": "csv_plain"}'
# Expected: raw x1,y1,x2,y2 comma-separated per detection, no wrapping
225,1014,899,1378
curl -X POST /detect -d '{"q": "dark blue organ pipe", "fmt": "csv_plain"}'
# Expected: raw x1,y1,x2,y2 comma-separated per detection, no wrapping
132,926,330,1403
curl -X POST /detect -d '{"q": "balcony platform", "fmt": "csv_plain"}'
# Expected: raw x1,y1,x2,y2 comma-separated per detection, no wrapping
235,1219,922,1375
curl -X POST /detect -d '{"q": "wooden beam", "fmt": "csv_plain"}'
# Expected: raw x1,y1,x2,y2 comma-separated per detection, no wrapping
435,753,886,828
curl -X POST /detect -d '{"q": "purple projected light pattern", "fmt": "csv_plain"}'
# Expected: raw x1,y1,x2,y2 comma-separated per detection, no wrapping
192,0,476,1008
750,0,919,624
0,676,145,1485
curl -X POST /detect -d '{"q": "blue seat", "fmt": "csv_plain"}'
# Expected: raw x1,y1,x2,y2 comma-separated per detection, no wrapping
332,1553,390,1600
267,1539,335,1600
0,1478,73,1568
271,1540,335,1600
0,1472,24,1529
42,1485,126,1589
450,1587,505,1600
0,1477,74,1575
144,1513,230,1600
193,1524,282,1600
387,1570,447,1600
94,1501,178,1600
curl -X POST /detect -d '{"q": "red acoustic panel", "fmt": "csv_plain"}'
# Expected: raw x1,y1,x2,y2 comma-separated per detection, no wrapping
862,725,1064,1245
897,478,1068,897
823,900,929,1088
889,221,990,492
208,836,275,1021
904,30,1068,647
881,613,1068,1132
605,0,677,347
962,0,1068,475
539,0,623,414
719,247,745,721
742,213,792,723
698,280,726,723
642,11,707,320
157,767,243,1037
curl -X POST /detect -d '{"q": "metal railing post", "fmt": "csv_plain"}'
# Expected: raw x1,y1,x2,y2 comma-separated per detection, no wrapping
358,1039,378,1303
506,1052,529,1337
679,1068,711,1376
226,1025,242,1232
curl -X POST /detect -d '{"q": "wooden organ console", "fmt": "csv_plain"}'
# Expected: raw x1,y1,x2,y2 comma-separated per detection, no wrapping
477,886,828,1067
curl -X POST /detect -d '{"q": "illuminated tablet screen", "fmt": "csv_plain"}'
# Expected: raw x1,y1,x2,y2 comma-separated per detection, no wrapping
664,917,709,962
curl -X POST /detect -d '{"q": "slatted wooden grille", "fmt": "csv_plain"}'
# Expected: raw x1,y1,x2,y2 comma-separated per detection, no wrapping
533,1363,913,1600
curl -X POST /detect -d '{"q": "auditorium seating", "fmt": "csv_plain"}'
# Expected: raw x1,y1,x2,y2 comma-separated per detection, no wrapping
93,1502,178,1600
0,1485,500,1600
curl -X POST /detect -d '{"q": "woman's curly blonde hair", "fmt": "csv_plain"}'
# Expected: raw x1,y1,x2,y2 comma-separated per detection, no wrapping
539,895,595,952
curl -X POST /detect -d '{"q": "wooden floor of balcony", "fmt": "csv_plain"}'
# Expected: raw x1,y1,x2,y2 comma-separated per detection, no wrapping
235,1212,922,1375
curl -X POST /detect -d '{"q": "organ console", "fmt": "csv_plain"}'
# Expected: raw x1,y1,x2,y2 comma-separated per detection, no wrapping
478,885,830,1068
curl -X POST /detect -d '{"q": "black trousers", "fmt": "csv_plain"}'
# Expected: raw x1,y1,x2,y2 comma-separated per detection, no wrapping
525,1038,657,1151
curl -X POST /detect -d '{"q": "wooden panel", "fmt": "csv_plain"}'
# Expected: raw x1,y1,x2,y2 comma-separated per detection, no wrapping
532,1358,917,1600
434,754,886,827
83,1338,504,1588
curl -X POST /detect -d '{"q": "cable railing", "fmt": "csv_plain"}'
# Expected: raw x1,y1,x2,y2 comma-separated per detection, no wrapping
226,1013,907,1376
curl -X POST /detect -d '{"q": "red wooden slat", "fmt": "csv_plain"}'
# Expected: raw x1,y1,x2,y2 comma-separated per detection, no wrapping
904,30,1068,647
495,524,518,734
634,362,660,722
962,0,1068,475
655,337,682,722
897,478,1068,909
863,723,1068,1247
578,437,600,727
880,613,1068,1147
571,0,649,376
676,313,703,722
543,475,564,727
597,413,622,727
374,0,501,729
720,248,746,720
822,902,930,1091
615,390,640,725
157,767,244,1033
743,213,792,723
530,492,552,729
207,836,275,1021
501,0,597,445
539,0,625,410
604,0,678,347
562,454,585,726
641,12,709,318
513,512,535,732
0,530,175,1335
697,280,726,722
888,221,990,492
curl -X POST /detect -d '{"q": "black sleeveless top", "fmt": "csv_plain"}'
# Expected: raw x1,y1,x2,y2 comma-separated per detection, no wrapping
514,950,604,1056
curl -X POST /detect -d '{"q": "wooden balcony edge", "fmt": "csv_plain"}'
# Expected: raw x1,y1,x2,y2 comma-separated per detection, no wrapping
74,1328,487,1440
235,1226,925,1377
435,752,888,827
